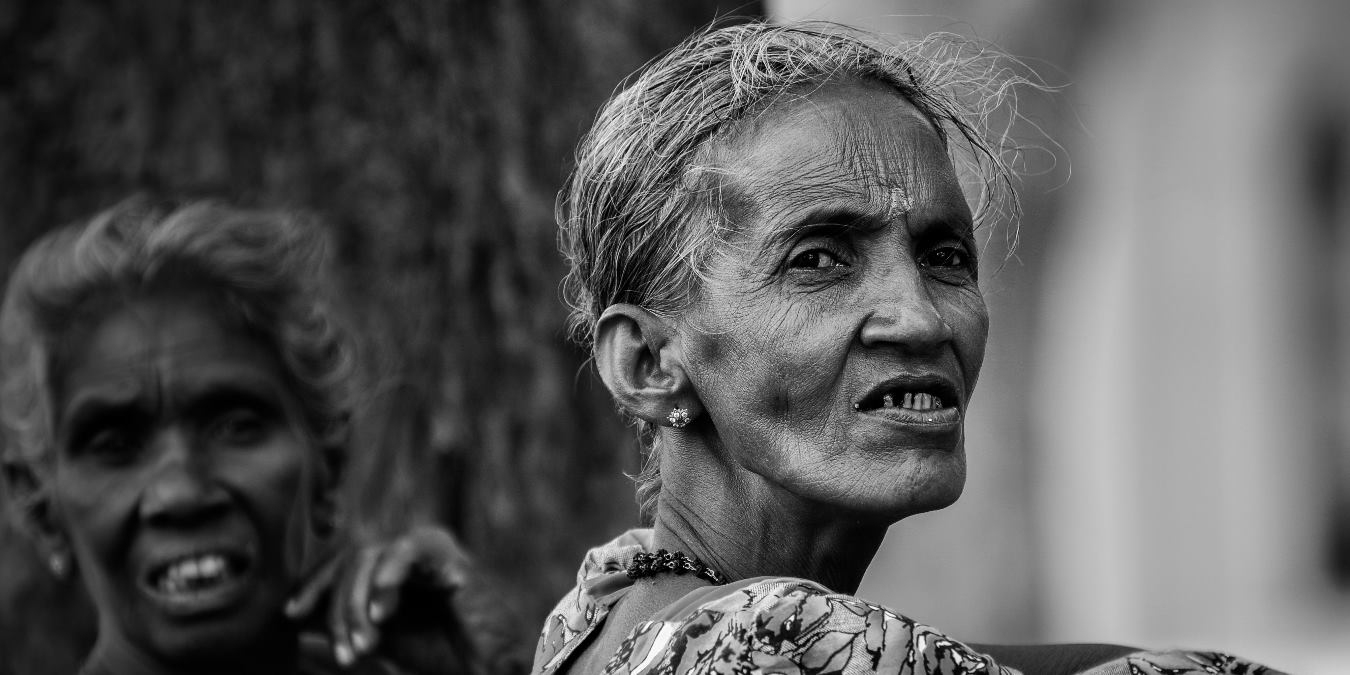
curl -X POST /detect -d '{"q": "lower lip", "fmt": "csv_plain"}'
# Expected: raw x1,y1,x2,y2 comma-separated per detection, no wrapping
141,563,256,617
858,404,962,431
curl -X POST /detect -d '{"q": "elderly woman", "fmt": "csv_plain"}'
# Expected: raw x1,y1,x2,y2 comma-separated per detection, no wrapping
0,199,506,674
532,23,1282,675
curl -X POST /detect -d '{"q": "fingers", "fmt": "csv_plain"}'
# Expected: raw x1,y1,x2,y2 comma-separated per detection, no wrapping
346,545,383,655
302,525,475,668
330,546,380,666
368,536,418,623
285,553,342,619
409,526,471,591
427,529,471,591
364,526,471,627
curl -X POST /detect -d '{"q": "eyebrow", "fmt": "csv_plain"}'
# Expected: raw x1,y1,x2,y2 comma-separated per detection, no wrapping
170,366,287,411
61,369,286,433
178,383,285,422
757,204,887,259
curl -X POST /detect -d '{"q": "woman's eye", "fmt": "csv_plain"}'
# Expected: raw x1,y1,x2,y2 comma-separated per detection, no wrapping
83,430,138,463
787,248,846,270
210,410,268,446
920,245,973,270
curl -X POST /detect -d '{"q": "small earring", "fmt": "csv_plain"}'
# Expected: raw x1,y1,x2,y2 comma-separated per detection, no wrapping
667,406,692,428
49,552,69,579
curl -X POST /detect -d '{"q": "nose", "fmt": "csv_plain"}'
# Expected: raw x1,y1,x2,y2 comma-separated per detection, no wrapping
858,265,954,352
140,429,229,527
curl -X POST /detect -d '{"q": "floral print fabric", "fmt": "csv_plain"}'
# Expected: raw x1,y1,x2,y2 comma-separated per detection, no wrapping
532,530,1284,675
602,577,1011,675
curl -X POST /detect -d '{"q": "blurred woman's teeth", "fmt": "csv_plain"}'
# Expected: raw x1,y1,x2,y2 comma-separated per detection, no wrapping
156,553,232,593
882,393,895,408
201,556,224,576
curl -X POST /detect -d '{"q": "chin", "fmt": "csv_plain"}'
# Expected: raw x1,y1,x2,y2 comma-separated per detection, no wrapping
900,478,965,517
870,454,968,522
144,602,292,667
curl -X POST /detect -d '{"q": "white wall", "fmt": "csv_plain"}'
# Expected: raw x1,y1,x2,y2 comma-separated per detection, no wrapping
769,2,1350,672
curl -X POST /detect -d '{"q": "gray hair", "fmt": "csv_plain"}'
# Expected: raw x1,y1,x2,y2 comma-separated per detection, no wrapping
0,198,360,528
558,21,1043,524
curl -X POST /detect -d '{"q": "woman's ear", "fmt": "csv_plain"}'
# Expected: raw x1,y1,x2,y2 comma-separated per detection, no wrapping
3,460,73,578
594,304,703,427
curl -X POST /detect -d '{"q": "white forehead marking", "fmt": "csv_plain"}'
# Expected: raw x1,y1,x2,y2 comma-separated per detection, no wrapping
886,185,914,220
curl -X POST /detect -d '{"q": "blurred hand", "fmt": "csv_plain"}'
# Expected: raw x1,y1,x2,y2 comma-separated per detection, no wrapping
287,525,473,670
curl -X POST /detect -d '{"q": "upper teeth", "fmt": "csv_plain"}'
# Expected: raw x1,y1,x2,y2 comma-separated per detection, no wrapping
157,553,230,592
880,392,942,411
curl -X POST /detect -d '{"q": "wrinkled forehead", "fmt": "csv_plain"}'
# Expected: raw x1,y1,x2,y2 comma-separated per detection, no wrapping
696,79,964,225
51,289,278,403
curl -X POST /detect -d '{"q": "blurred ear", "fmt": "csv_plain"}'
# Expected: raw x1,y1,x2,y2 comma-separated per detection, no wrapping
2,459,69,557
594,304,703,426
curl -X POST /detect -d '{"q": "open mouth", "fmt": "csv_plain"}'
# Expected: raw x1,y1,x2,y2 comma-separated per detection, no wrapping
859,390,945,412
143,549,255,614
150,552,249,593
855,378,959,414
852,375,963,432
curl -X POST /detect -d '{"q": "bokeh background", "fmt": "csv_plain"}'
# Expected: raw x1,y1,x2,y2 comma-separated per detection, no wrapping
1,1,1347,673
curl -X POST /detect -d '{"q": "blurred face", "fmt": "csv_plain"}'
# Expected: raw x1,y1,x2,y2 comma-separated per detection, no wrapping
49,292,314,666
680,80,988,521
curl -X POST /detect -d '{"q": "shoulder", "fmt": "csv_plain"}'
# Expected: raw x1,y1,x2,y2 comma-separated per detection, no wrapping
973,643,1285,675
607,576,1014,674
1075,650,1288,675
533,529,655,675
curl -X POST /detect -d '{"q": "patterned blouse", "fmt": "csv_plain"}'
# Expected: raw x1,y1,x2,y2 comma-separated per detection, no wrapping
532,530,1283,675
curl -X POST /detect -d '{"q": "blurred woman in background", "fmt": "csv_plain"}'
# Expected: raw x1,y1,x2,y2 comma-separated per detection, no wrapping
532,22,1283,675
0,199,513,674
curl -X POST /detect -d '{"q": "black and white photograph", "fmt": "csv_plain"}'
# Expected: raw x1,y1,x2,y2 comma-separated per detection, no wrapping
1,1,1346,673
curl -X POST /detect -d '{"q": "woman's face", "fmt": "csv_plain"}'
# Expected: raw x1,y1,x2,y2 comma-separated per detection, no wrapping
679,80,988,521
49,292,314,664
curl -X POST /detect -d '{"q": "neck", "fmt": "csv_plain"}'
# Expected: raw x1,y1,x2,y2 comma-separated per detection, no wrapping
652,438,889,594
83,626,298,675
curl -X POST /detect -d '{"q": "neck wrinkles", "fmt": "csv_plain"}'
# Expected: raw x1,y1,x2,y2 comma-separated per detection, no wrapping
652,435,889,595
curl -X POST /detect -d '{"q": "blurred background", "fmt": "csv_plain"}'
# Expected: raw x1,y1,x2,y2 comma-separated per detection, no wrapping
1,1,1346,673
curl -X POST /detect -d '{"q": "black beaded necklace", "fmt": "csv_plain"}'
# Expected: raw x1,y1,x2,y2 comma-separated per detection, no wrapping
626,549,729,586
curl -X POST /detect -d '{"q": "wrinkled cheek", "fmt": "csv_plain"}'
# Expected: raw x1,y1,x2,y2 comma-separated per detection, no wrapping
761,311,850,418
724,335,847,461
63,508,122,580
56,485,137,615
759,352,838,430
949,293,990,392
55,470,138,565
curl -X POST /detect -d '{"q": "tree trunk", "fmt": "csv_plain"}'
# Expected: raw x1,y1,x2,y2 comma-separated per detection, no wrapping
0,2,761,672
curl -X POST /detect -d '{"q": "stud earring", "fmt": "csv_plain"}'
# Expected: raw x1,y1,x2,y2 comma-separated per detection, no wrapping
49,552,69,579
667,406,692,428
